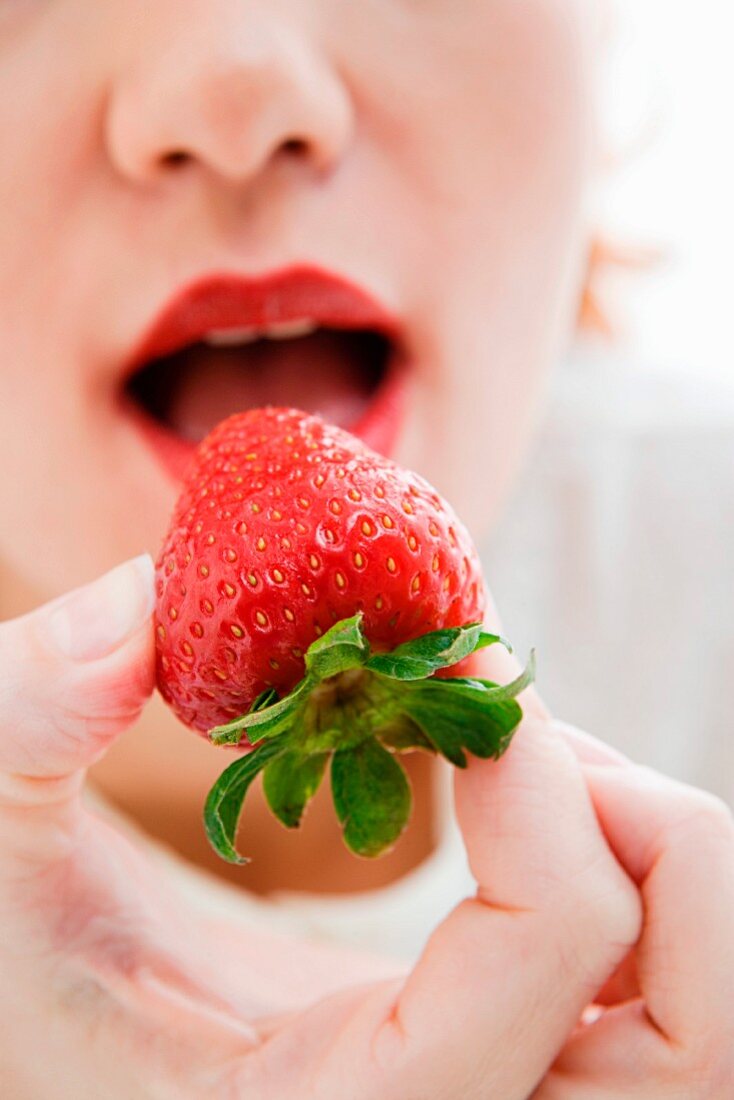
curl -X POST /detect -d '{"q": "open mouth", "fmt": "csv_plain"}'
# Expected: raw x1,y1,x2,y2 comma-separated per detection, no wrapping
125,325,392,444
121,268,407,480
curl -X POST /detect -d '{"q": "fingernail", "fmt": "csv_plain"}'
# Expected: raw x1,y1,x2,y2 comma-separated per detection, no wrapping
554,721,632,767
47,555,155,662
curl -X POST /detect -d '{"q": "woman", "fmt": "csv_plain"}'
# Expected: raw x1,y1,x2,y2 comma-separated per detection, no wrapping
0,1,731,1095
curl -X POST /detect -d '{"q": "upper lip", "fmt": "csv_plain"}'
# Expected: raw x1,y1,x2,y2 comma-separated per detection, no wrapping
125,265,401,374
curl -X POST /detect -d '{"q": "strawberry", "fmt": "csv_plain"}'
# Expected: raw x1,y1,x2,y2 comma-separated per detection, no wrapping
155,408,533,861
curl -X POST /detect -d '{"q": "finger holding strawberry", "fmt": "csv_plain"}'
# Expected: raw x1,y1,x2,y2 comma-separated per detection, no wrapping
154,407,533,862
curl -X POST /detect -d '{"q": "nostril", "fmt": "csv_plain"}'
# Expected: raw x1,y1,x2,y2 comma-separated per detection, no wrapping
160,139,307,176
161,149,192,169
280,137,309,158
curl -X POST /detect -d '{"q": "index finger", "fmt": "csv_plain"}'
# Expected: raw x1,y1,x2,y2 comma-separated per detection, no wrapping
0,557,155,863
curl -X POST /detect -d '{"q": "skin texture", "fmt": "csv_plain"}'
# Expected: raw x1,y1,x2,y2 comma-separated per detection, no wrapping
1,1,733,1096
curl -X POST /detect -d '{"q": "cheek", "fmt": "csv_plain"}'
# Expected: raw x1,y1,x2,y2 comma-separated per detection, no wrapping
0,16,97,494
434,8,592,527
347,0,595,531
0,10,172,603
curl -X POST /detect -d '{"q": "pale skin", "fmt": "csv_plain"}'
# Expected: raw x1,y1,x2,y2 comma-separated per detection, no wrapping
1,0,733,1096
2,561,733,1097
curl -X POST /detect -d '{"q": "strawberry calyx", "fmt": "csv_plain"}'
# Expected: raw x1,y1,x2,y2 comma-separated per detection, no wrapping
204,614,535,862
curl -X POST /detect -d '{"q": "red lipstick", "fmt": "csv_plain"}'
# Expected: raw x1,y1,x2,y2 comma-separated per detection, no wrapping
128,266,400,369
124,266,408,480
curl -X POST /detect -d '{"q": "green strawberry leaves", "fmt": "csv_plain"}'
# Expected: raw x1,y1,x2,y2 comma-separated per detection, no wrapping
204,613,534,864
209,678,312,746
305,614,371,680
331,739,412,858
263,749,330,829
365,625,507,681
204,738,287,864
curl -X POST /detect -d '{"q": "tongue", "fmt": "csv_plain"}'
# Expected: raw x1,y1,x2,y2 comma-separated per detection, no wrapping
165,331,383,443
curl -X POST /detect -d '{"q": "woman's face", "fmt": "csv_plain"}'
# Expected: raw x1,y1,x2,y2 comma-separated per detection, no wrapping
0,0,595,605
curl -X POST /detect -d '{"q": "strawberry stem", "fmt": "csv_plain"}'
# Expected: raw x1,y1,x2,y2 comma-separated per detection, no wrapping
203,614,534,863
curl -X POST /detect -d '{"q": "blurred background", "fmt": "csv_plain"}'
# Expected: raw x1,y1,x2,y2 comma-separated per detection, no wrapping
594,0,733,378
489,0,734,803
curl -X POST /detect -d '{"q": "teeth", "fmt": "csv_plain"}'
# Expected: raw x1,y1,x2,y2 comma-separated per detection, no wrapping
263,319,318,341
204,327,260,347
202,319,318,348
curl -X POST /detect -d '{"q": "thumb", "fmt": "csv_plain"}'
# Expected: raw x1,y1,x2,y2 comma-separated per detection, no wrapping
457,591,618,914
0,555,155,804
405,593,639,1092
467,592,549,723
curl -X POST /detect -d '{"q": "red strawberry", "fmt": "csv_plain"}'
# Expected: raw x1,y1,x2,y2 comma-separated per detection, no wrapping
155,408,532,860
156,407,484,731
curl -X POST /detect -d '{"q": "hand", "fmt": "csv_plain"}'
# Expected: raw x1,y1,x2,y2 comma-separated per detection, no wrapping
0,557,397,1098
534,722,734,1098
2,558,647,1099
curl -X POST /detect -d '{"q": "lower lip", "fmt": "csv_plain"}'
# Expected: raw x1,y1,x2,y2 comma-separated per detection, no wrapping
123,358,410,484
350,359,408,457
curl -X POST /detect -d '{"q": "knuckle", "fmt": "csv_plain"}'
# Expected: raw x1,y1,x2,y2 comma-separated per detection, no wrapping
673,791,734,848
691,791,734,833
566,853,641,955
54,702,144,760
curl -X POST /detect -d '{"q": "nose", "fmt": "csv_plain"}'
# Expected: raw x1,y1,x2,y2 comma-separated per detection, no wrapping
105,9,354,187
